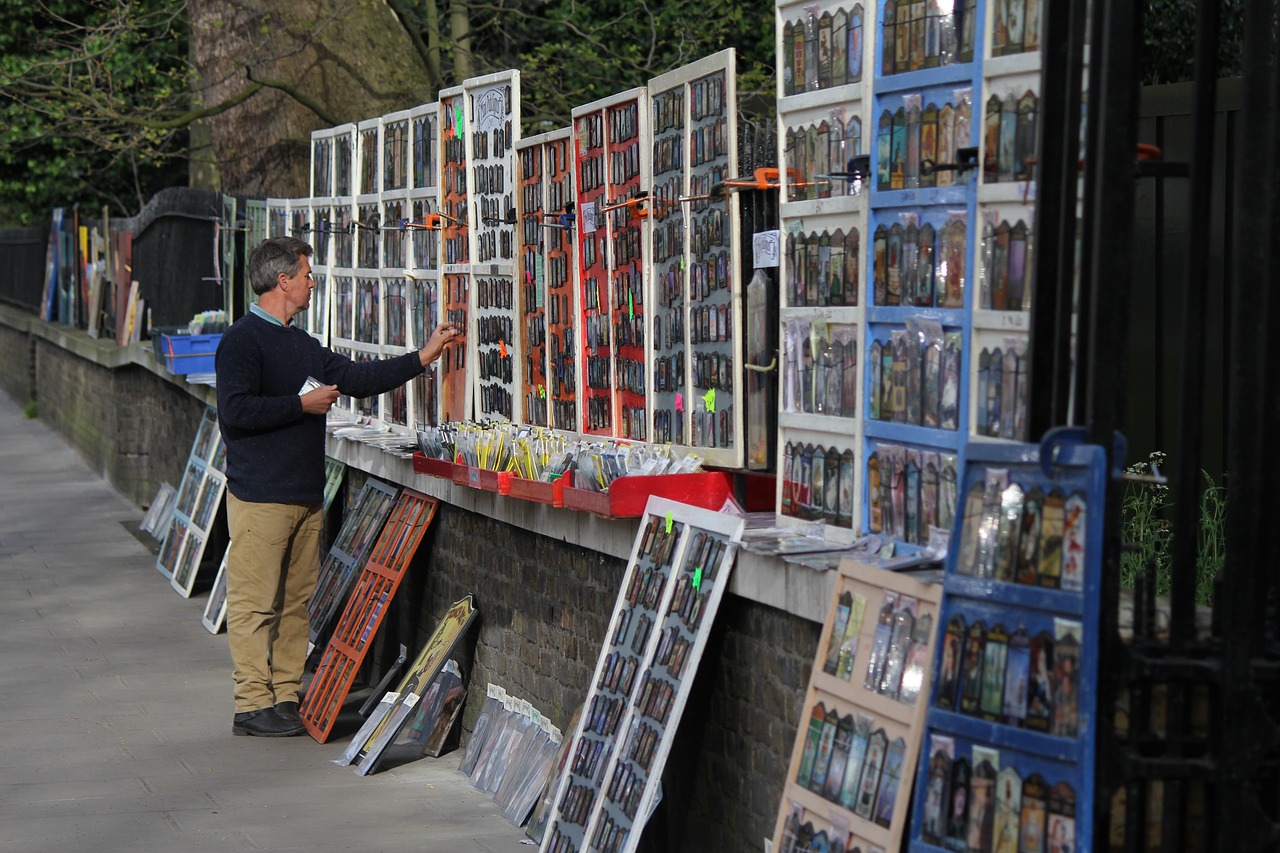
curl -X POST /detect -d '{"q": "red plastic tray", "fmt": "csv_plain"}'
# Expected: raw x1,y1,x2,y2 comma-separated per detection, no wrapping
502,472,572,506
412,453,457,481
561,471,734,518
453,464,502,492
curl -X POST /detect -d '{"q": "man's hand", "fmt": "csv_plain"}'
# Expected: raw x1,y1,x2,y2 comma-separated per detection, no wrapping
419,321,463,367
300,385,340,415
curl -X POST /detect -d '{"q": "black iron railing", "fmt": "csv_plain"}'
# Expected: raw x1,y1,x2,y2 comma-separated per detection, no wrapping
1033,0,1280,847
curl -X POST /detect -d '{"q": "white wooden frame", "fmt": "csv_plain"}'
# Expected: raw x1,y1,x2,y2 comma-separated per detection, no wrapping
776,0,874,542
541,497,745,853
647,49,744,468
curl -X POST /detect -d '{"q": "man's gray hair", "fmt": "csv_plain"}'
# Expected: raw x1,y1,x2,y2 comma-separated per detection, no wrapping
247,237,313,296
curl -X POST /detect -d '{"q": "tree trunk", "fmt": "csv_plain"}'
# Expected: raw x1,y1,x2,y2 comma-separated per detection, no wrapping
189,0,434,196
425,0,443,86
450,0,471,81
188,34,221,191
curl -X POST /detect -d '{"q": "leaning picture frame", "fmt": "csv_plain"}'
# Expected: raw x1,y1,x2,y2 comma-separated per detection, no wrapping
339,594,478,775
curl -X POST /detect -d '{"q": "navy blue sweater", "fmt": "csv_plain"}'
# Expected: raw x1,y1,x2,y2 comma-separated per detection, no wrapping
215,312,424,505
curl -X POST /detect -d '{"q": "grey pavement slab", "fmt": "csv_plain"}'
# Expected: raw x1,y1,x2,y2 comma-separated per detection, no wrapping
0,392,533,852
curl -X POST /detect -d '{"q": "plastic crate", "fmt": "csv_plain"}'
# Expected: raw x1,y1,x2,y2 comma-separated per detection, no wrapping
161,333,222,375
150,326,187,364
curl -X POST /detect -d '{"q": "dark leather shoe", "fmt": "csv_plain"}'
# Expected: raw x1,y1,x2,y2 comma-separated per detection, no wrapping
232,707,305,737
275,701,301,725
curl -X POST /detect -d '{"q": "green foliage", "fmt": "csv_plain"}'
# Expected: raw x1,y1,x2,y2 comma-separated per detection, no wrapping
1,0,780,223
22,401,37,419
425,0,776,132
1142,0,1243,84
1120,451,1225,606
0,0,191,225
1120,452,1172,592
1194,468,1226,605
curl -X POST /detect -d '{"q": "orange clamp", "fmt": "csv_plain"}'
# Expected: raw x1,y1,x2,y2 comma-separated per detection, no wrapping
600,196,652,220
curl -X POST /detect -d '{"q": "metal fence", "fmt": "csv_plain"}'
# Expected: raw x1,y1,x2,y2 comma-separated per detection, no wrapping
1127,79,1243,480
1032,0,1280,847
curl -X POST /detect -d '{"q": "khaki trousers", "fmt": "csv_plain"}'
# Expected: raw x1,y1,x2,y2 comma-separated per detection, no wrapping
226,494,323,712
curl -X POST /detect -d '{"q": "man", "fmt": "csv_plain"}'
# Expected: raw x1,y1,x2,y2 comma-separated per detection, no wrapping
216,236,460,737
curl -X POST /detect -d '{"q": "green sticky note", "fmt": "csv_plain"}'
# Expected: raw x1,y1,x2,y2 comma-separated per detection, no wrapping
665,512,673,534
703,388,716,412
692,567,703,590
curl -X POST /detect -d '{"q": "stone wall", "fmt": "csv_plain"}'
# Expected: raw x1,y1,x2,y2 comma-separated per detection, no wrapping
417,503,619,728
653,597,820,852
0,319,35,405
33,340,201,507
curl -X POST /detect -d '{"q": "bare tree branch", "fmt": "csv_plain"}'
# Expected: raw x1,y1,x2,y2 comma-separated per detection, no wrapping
244,69,340,125
137,82,269,130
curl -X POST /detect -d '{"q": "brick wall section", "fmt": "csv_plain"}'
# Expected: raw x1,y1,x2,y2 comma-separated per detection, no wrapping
645,595,821,852
108,363,205,506
389,503,618,732
33,340,199,507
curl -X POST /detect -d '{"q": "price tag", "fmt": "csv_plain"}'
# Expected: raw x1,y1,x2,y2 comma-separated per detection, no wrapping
752,230,780,268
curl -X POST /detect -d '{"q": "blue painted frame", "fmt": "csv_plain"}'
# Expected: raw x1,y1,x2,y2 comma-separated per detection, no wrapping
863,0,988,543
907,429,1106,851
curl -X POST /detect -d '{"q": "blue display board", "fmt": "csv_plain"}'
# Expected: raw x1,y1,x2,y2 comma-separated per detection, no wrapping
908,429,1105,852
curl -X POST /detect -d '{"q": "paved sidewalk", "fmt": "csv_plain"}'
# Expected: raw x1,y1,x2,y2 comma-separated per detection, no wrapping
0,391,530,852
